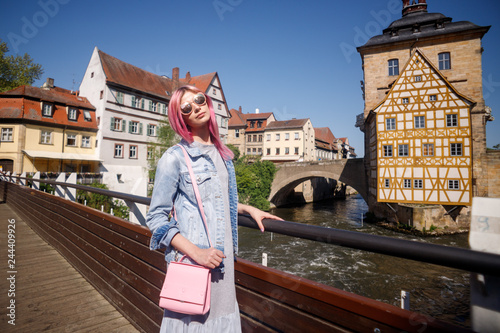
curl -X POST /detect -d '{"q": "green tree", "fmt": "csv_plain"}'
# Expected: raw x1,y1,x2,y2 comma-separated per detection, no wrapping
0,39,44,92
235,156,277,211
493,143,500,150
226,144,240,160
147,117,178,195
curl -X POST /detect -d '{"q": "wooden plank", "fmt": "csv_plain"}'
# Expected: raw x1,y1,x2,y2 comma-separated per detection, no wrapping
12,197,163,330
0,202,140,333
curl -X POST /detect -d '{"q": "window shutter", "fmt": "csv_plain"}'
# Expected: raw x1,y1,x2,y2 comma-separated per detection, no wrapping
146,124,151,136
131,96,136,107
122,119,126,132
128,121,132,133
139,123,143,135
110,117,115,130
141,99,145,109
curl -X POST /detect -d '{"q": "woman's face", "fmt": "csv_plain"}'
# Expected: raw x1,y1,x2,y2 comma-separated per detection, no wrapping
180,91,211,129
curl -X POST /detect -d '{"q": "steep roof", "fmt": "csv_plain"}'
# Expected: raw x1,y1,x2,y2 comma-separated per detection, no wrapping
180,72,216,92
228,108,246,127
314,127,336,144
98,50,173,99
266,118,309,130
1,85,95,109
0,85,98,131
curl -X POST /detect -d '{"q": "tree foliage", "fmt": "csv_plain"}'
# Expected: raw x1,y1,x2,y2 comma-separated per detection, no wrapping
76,182,130,220
0,39,44,92
234,152,277,211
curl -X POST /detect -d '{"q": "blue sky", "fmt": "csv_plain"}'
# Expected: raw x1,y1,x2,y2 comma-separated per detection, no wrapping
1,0,499,155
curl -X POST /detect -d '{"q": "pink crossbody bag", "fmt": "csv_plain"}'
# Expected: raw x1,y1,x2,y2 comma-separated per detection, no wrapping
159,144,212,315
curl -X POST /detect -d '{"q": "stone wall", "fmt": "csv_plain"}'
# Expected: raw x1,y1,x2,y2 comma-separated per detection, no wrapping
486,150,500,198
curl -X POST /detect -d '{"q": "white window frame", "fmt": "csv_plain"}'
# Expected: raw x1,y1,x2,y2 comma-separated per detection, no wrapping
81,135,91,148
42,103,53,117
66,133,77,147
41,130,52,144
129,145,138,159
114,144,124,158
450,143,462,156
414,179,423,189
403,179,411,188
398,144,409,157
383,145,393,157
423,144,434,156
83,110,92,121
447,114,458,127
448,180,460,190
1,128,13,142
147,124,157,137
68,107,78,121
414,116,425,129
386,118,396,130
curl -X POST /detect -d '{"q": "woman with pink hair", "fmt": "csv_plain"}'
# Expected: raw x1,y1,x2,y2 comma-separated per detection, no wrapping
146,85,282,332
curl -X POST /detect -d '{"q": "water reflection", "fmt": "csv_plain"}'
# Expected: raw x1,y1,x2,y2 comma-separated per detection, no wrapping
238,194,470,328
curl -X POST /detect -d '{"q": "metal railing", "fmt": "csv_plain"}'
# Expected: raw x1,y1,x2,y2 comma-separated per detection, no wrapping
2,172,500,278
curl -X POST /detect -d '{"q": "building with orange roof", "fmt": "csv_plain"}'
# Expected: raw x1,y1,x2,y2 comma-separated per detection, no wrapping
314,127,338,160
0,78,99,174
227,107,276,158
79,47,231,202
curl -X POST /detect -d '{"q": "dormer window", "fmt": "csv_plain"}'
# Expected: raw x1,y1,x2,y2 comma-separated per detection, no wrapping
42,103,53,117
68,107,78,121
391,29,398,37
83,110,92,121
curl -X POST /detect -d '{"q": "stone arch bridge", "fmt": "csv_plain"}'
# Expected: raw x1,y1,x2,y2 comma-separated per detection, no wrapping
269,158,367,207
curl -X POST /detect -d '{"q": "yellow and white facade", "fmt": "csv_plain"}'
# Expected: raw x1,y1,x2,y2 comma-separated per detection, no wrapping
371,50,474,206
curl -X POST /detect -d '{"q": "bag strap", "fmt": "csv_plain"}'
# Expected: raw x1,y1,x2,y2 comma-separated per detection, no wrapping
177,144,213,248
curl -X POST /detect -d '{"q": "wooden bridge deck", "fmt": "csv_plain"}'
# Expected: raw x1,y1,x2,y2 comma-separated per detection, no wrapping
0,202,139,332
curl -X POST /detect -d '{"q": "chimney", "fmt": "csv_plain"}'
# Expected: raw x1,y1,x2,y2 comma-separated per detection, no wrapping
185,71,191,81
255,108,260,114
238,106,242,113
402,0,427,16
172,67,179,82
42,78,54,89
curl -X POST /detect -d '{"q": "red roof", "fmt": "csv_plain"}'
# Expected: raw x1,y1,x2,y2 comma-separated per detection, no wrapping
228,108,246,127
99,50,173,99
266,118,309,130
314,127,336,144
0,85,98,131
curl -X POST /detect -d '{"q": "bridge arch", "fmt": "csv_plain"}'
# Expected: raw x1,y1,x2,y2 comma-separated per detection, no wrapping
269,159,367,207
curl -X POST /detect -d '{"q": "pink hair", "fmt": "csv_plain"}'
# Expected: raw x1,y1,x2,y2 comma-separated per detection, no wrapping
168,85,234,161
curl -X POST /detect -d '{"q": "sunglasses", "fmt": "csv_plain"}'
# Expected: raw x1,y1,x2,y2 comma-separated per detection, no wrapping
180,93,207,115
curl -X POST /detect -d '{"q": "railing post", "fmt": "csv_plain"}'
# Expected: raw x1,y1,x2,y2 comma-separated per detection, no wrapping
55,173,66,198
20,172,26,186
125,200,147,226
33,172,40,190
66,173,77,201
11,172,17,184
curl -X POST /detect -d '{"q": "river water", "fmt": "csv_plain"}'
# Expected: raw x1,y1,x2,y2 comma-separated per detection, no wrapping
238,194,471,328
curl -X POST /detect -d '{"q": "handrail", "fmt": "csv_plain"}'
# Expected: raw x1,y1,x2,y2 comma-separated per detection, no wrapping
3,174,500,278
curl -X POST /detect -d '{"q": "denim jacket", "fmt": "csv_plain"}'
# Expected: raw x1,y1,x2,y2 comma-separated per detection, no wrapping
146,140,238,272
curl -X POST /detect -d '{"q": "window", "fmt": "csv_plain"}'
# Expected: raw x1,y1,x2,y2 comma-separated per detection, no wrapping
414,75,422,82
247,148,251,154
132,96,141,108
218,104,221,110
276,148,280,155
147,147,154,160
247,135,252,142
41,130,52,144
448,180,460,190
83,110,92,121
147,124,157,137
266,148,270,155
403,179,411,188
295,132,300,140
161,103,167,114
423,144,434,156
398,144,409,157
114,144,124,158
42,103,53,117
402,98,409,104
129,121,142,134
414,179,423,189
81,136,91,148
111,117,124,131
447,114,458,127
235,129,239,138
100,90,103,99
388,59,399,76
68,107,78,121
285,133,290,140
285,147,290,155
429,95,437,102
438,52,451,70
294,147,298,155
116,91,124,104
266,134,271,141
258,148,262,155
258,134,262,142
451,143,462,156
1,128,13,142
129,145,137,159
383,145,393,157
415,116,425,129
257,121,262,128
253,135,257,142
66,134,77,146
384,179,390,188
151,102,157,112
250,121,255,128
276,134,280,141
386,118,396,130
